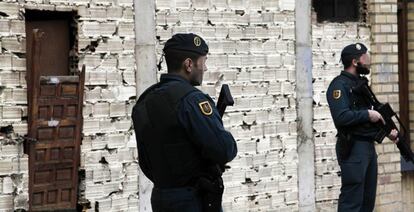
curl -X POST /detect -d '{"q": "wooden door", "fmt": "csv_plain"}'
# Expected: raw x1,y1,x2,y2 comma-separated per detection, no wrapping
27,29,84,211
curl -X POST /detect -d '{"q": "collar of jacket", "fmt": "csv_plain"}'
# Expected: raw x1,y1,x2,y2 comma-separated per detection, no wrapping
160,73,191,85
340,70,360,81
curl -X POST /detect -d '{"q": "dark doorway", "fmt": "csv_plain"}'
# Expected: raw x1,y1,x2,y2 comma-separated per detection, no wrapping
26,10,83,211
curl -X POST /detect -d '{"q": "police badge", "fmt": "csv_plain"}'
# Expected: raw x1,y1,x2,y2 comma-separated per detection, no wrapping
194,36,202,47
333,90,341,99
199,101,213,116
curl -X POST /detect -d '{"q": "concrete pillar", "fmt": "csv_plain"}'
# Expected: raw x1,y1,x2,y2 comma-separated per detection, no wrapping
133,0,157,211
295,0,316,211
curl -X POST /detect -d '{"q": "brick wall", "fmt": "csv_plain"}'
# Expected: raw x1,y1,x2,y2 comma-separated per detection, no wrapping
0,0,139,211
312,0,402,211
311,20,371,210
402,1,414,211
0,1,30,210
0,0,406,211
155,0,298,210
74,0,138,210
369,0,403,211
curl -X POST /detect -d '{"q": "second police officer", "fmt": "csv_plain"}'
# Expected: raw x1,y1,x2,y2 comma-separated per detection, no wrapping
132,33,238,212
326,43,399,212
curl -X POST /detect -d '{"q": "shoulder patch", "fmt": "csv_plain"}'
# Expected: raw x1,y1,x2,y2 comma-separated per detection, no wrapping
333,90,341,100
198,101,213,116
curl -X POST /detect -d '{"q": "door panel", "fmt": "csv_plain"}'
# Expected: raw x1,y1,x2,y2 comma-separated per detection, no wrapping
27,26,84,211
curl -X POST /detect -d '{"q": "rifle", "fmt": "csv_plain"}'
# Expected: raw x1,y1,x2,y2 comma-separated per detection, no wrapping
216,84,234,118
197,84,234,212
354,78,414,164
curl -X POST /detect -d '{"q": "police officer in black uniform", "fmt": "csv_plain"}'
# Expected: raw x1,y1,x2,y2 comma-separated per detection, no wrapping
326,43,398,212
132,33,237,212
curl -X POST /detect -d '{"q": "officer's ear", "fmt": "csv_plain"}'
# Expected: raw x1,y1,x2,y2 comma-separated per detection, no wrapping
183,58,193,73
352,58,358,67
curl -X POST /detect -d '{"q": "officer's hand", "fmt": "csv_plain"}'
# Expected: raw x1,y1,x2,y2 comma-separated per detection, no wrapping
368,109,385,124
388,129,399,143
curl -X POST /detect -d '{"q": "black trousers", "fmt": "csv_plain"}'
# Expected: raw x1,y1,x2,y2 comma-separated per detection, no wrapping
337,141,378,212
151,187,203,212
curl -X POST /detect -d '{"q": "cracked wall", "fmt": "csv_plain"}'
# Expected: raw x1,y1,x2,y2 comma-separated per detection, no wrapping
155,0,298,210
311,21,371,211
0,0,138,211
312,0,403,211
0,0,405,211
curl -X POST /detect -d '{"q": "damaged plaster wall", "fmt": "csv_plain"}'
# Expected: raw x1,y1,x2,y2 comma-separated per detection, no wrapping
77,0,139,210
311,20,371,211
0,1,30,211
156,0,298,210
0,0,404,211
312,0,403,211
0,0,140,211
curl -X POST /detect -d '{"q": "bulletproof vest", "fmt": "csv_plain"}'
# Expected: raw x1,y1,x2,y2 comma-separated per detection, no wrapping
335,74,380,139
133,81,203,188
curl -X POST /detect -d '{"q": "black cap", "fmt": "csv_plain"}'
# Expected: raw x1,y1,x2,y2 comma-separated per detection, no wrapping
340,43,368,61
163,33,209,55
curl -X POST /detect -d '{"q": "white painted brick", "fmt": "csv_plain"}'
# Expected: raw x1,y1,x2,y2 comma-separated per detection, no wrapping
210,0,227,9
118,22,135,37
118,0,133,7
229,0,245,9
92,0,113,5
109,102,126,117
81,21,116,37
85,182,105,200
99,119,116,132
106,71,122,85
87,71,107,85
0,144,19,157
0,194,13,210
100,38,119,53
96,197,111,210
89,7,107,20
0,55,12,70
93,164,111,182
2,37,25,53
83,54,101,69
10,20,24,35
2,176,13,194
279,0,295,11
111,86,136,101
11,56,25,71
1,106,21,121
266,54,282,67
111,194,128,210
174,0,190,8
128,195,139,210
0,19,10,35
102,57,118,70
178,10,193,24
93,102,110,118
85,87,102,103
0,2,19,18
101,88,117,102
83,119,101,134
118,55,135,69
107,133,126,149
0,158,13,176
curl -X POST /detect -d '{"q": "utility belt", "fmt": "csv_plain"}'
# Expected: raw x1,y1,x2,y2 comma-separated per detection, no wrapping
352,135,375,142
153,176,224,212
337,132,375,160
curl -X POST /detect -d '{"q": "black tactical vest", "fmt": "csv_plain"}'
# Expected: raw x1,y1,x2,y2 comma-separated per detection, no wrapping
335,74,380,139
132,81,203,188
